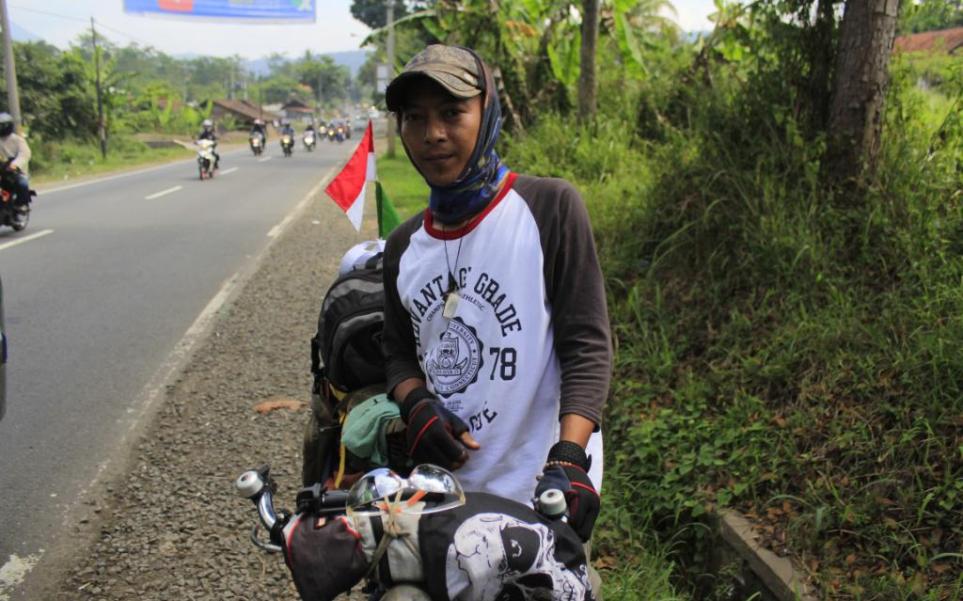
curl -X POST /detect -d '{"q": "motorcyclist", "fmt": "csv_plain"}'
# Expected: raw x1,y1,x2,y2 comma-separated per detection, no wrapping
250,118,267,143
279,119,295,145
197,119,219,170
0,113,32,214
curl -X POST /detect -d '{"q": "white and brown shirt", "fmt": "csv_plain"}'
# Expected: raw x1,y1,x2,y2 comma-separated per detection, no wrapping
383,173,612,505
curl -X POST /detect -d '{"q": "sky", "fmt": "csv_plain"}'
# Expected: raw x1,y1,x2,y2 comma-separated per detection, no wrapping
9,0,718,59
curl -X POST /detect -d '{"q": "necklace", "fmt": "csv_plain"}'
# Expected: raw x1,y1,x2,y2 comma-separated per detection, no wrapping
442,237,464,320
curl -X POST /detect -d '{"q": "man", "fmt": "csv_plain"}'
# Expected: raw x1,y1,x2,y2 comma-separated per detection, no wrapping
197,119,219,169
0,113,32,214
381,45,612,552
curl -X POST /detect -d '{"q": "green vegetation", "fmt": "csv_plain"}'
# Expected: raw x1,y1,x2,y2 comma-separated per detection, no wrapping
376,151,429,220
372,1,963,598
899,0,963,34
0,35,356,179
30,138,191,186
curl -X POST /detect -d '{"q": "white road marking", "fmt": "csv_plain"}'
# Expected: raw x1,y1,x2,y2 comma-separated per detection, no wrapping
144,185,182,200
0,229,54,252
257,156,273,163
220,167,239,175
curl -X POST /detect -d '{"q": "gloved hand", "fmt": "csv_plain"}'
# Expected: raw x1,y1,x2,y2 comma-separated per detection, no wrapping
535,441,600,542
401,387,473,470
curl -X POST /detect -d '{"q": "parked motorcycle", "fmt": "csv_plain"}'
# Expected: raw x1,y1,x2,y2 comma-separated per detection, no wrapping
0,166,33,231
281,134,294,157
196,139,217,180
249,133,264,156
303,131,316,152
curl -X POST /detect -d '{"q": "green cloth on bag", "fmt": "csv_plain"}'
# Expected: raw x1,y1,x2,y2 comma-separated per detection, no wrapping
341,394,401,466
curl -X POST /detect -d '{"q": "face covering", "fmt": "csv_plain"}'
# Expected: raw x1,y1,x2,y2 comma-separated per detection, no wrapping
421,50,509,226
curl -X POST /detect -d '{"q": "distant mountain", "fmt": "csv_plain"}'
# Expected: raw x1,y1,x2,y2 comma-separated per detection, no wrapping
244,49,370,78
11,22,40,43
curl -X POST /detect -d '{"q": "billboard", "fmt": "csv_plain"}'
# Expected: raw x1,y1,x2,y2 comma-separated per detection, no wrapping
123,0,316,22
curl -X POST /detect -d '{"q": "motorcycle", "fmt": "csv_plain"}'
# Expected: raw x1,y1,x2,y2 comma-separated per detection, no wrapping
0,166,34,231
327,128,336,143
196,139,217,180
249,133,264,156
281,134,294,157
302,131,316,152
236,464,592,601
335,126,345,143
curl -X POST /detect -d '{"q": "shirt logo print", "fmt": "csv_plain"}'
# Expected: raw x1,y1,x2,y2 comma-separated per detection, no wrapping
426,318,485,397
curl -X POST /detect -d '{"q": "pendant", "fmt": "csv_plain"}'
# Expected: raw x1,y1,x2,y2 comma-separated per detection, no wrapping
443,290,460,319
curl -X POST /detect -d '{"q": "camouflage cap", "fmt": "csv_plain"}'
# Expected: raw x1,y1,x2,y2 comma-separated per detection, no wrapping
385,45,483,112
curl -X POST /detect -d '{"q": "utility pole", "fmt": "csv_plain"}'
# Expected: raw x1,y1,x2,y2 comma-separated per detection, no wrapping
91,17,107,159
0,0,23,133
386,0,396,158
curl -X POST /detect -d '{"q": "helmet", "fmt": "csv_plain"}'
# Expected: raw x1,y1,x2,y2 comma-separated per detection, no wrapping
338,239,386,276
254,119,264,126
202,119,213,130
0,113,14,138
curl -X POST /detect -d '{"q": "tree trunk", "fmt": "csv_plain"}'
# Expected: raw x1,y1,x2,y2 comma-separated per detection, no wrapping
826,0,900,186
578,0,600,122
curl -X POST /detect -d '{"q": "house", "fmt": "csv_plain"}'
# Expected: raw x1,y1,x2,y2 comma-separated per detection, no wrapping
280,99,316,124
894,27,963,55
211,99,281,130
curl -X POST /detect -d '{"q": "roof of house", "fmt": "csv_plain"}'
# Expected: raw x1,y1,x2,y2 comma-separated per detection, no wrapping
212,98,280,122
282,99,312,110
894,27,963,54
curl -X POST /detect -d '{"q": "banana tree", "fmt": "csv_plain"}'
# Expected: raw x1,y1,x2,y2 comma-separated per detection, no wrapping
369,0,678,127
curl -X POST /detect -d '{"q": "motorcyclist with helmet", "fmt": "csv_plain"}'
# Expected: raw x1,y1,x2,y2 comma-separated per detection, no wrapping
0,113,32,215
279,119,295,138
197,119,219,170
250,118,267,143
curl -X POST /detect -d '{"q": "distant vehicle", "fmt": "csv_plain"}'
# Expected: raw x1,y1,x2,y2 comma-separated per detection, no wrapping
1,276,6,421
303,130,316,152
280,133,294,157
0,161,33,231
352,116,367,131
196,139,217,180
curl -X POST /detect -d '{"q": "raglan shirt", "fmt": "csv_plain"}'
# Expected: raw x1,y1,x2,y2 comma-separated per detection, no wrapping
382,173,612,506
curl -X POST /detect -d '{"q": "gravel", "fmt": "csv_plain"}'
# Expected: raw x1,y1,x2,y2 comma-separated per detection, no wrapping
50,183,376,600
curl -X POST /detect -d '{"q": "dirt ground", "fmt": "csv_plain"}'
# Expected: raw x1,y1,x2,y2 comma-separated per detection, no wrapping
49,175,379,600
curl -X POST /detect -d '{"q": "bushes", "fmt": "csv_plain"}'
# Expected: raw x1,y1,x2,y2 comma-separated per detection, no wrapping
503,41,963,597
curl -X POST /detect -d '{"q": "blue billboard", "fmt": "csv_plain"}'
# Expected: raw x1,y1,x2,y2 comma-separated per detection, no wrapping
123,0,316,22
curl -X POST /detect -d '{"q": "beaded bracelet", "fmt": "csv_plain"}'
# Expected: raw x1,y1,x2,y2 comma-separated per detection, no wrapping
544,460,583,470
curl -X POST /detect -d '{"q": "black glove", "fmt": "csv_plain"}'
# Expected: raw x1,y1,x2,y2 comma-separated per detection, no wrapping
400,387,470,470
535,441,600,542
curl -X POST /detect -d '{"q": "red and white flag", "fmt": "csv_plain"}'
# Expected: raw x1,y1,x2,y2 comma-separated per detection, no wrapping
325,122,376,232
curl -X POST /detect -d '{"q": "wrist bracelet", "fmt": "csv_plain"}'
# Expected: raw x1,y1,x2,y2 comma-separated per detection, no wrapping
545,460,582,470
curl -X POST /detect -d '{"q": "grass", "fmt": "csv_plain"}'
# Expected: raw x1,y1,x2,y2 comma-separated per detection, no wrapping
376,150,430,221
30,135,195,186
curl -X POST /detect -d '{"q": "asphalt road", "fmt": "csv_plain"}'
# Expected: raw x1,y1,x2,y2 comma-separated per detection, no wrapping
0,137,352,593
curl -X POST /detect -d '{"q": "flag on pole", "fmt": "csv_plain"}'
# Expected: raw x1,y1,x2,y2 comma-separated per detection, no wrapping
325,122,375,232
376,181,402,239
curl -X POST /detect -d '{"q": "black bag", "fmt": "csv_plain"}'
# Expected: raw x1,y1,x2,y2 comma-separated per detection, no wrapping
303,253,404,486
311,253,386,394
